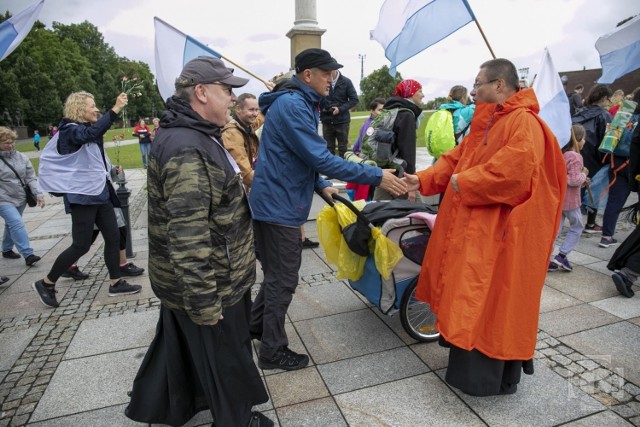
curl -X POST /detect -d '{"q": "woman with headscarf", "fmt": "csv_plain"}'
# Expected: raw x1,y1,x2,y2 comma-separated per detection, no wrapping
373,79,424,201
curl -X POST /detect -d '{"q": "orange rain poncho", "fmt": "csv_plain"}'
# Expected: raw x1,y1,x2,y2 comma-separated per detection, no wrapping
415,89,567,361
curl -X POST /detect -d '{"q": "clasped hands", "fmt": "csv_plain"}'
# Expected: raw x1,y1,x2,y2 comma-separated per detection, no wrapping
401,173,460,195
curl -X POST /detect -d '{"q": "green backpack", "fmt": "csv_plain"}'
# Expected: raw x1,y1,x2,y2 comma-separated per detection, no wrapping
360,107,414,172
424,109,455,159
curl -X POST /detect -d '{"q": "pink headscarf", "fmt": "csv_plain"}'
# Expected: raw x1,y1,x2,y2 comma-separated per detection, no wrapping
394,79,422,98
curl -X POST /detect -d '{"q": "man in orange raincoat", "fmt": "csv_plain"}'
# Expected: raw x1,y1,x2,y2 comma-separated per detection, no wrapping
404,59,567,396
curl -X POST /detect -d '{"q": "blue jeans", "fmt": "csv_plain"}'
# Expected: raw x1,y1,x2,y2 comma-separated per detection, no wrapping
139,143,151,168
0,203,34,257
557,208,584,256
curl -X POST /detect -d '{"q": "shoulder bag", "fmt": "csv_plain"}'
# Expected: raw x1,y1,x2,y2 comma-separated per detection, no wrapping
0,157,38,207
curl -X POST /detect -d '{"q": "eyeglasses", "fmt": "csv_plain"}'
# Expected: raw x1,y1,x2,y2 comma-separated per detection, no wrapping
211,82,233,96
473,79,498,89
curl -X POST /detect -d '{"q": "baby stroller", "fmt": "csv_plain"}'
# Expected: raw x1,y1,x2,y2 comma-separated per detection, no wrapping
320,194,440,342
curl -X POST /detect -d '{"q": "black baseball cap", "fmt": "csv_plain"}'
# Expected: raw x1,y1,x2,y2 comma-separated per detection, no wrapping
294,48,343,73
175,56,249,89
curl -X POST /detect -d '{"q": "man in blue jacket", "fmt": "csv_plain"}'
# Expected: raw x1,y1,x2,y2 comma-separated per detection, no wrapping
249,48,407,371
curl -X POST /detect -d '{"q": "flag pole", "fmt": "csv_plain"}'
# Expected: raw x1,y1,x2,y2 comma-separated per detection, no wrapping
220,55,270,86
473,20,496,59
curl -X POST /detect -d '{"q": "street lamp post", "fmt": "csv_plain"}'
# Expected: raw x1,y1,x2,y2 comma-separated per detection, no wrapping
358,53,366,81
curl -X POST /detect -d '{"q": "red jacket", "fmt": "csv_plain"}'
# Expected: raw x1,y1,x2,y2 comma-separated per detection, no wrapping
133,124,151,143
415,89,566,360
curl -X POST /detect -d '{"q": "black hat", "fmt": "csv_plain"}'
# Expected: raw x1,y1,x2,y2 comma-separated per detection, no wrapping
294,48,343,73
175,56,249,89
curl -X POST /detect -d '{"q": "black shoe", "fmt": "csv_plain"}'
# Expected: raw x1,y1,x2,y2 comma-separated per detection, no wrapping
2,250,20,259
302,238,319,249
612,272,634,298
32,279,59,308
61,266,89,280
25,254,41,266
258,346,309,371
119,262,144,276
108,279,142,296
248,411,274,427
0,276,9,285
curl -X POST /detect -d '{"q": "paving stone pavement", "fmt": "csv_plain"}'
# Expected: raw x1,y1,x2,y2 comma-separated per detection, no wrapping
0,149,639,426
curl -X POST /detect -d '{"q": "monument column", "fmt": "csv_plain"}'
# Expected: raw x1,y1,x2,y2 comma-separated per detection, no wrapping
286,0,326,69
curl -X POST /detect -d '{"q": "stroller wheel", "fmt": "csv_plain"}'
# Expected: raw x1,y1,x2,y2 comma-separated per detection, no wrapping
400,278,439,342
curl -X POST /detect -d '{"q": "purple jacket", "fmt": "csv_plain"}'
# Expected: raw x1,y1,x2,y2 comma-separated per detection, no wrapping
352,115,374,153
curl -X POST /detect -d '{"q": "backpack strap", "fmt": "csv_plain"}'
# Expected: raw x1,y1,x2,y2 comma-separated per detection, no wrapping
596,153,629,200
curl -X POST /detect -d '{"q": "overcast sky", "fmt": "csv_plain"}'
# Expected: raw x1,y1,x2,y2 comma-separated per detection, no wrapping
4,0,639,102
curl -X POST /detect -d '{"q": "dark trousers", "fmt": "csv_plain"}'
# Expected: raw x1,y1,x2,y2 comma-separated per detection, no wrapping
48,203,120,281
602,171,631,237
445,344,528,396
322,122,350,157
91,226,127,251
250,221,302,359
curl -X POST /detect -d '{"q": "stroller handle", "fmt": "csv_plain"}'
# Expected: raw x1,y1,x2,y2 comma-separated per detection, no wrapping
316,190,373,227
321,192,374,229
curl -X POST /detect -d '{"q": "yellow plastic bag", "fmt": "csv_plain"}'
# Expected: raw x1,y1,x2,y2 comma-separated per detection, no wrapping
317,199,402,281
371,227,404,280
336,237,367,281
317,200,368,280
317,206,341,265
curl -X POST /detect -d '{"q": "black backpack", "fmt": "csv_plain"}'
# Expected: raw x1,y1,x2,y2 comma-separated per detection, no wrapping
572,107,608,147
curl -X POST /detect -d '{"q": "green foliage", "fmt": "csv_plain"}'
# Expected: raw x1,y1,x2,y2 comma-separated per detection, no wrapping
359,65,403,110
425,96,448,110
0,16,164,133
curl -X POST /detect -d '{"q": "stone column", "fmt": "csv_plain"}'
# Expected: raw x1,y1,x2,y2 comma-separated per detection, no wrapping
286,0,326,69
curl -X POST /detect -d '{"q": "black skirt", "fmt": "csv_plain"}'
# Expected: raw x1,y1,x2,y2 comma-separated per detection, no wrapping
444,344,533,397
125,292,268,427
608,225,640,273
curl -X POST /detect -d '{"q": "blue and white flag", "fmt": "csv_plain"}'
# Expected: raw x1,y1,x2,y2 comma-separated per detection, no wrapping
532,48,571,148
0,0,45,62
370,0,475,76
154,17,222,102
596,15,640,84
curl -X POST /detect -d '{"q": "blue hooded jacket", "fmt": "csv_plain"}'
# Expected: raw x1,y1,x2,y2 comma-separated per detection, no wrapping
250,76,382,226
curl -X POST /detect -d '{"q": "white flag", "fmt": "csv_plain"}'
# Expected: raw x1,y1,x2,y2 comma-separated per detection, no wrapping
370,0,475,76
532,48,571,148
0,0,45,62
596,15,640,84
154,17,223,103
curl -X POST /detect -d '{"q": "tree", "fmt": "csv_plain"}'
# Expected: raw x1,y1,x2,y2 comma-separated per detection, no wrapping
53,21,120,109
359,66,403,110
0,15,165,132
425,96,448,110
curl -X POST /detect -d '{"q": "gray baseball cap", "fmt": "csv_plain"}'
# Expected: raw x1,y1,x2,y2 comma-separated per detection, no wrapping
175,56,249,89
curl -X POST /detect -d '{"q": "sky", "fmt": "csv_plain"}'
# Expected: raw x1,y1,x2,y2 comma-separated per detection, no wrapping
4,0,639,102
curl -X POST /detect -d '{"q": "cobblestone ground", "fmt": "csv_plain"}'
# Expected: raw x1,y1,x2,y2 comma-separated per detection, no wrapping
0,188,159,426
536,332,640,425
